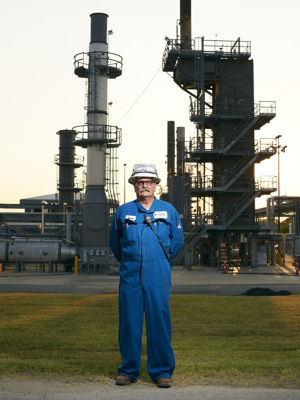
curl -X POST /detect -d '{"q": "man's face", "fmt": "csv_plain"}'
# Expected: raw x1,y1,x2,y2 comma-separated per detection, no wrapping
134,178,156,200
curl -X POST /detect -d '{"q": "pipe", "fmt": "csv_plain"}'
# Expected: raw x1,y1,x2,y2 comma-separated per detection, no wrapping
167,121,175,178
180,0,192,49
176,127,185,176
66,211,72,241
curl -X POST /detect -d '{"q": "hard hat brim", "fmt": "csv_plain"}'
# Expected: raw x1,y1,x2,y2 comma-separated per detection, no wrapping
128,173,161,185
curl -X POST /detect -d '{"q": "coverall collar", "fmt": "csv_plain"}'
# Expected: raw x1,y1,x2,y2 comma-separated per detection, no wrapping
135,197,157,213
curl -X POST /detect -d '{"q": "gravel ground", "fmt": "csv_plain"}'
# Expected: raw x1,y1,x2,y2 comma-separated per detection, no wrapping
1,378,300,400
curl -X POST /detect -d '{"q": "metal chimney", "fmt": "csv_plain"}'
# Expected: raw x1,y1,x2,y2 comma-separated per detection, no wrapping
175,127,185,216
180,0,192,49
167,121,175,179
177,127,185,176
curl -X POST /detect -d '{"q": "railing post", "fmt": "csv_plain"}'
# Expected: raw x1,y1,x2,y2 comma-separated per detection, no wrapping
74,256,78,275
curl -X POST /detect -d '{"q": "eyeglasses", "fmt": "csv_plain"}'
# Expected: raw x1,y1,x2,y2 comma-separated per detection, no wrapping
135,180,155,187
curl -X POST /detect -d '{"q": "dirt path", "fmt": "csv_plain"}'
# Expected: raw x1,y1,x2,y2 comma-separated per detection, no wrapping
1,378,300,400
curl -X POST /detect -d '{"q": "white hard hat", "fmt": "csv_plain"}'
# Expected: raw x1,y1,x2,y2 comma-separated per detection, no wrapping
128,163,161,185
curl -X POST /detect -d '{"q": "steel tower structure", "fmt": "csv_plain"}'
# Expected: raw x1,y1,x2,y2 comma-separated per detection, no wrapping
73,13,122,268
163,0,277,266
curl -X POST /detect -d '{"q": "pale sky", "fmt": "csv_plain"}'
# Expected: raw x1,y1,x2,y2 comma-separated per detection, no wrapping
0,0,299,207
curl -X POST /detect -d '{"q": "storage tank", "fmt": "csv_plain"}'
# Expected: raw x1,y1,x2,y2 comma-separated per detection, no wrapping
0,238,76,263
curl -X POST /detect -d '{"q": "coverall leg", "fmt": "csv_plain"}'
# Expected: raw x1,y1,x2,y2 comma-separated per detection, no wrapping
143,258,175,381
118,269,144,380
118,258,175,381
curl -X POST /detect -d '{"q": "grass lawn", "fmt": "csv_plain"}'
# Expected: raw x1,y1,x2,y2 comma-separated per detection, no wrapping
0,293,299,388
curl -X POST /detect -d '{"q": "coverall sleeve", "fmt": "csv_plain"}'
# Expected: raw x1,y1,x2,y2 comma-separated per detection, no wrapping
109,212,122,262
169,209,184,260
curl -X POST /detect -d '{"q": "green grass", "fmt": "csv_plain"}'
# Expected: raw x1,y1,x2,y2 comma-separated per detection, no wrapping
0,293,299,388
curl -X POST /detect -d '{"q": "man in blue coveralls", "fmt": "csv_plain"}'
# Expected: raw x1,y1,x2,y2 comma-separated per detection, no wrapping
109,163,184,388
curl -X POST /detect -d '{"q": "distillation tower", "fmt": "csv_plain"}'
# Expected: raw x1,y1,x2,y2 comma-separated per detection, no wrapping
163,0,277,266
73,13,122,267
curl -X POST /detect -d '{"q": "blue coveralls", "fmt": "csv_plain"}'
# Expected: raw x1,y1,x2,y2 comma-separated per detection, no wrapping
109,197,184,381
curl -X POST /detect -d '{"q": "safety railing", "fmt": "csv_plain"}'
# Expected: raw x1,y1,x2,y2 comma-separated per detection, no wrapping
54,154,84,166
194,37,251,56
190,99,276,120
189,175,222,190
187,135,276,160
56,178,84,191
73,124,122,147
255,138,277,154
257,176,277,192
189,175,277,193
187,210,261,230
74,51,123,75
187,134,251,154
254,101,276,116
188,213,224,227
163,37,251,68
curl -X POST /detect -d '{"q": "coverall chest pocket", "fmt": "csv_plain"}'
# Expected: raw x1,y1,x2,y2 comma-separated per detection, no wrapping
152,219,171,245
122,219,138,245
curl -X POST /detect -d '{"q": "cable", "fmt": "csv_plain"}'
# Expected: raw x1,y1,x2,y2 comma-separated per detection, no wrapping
117,65,161,125
145,216,170,262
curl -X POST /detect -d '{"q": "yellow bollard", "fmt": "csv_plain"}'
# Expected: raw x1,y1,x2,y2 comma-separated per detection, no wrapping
74,256,78,275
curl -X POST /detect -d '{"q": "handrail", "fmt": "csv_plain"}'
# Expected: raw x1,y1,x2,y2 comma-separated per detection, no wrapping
74,51,123,73
163,37,251,70
189,174,277,192
187,134,276,155
56,178,84,190
254,101,276,116
164,37,251,54
73,124,122,145
54,154,84,165
190,99,276,119
257,175,277,191
187,213,225,227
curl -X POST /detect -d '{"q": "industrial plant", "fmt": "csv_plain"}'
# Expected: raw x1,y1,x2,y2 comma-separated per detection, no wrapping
0,0,299,273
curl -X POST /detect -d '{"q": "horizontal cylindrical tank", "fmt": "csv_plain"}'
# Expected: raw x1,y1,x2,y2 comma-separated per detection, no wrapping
0,239,76,263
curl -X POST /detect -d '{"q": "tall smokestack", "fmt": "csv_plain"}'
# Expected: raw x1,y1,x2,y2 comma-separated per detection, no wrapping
180,0,192,49
74,13,122,251
81,13,109,247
